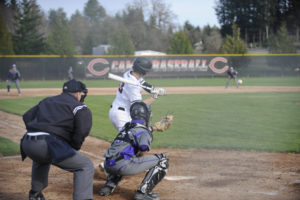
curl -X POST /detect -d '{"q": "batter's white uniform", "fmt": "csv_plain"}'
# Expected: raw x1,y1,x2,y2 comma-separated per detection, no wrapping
109,70,145,131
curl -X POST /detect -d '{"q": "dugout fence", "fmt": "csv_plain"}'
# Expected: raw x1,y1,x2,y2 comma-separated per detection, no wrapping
0,54,300,81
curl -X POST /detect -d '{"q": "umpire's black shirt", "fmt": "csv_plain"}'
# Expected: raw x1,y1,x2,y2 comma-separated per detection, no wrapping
23,92,92,150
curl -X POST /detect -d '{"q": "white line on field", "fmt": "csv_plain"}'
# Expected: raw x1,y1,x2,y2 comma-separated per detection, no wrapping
79,150,105,160
0,120,25,130
165,176,196,181
0,155,21,159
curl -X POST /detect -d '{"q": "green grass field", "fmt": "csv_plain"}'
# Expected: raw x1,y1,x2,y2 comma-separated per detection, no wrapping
0,91,299,153
0,77,300,89
0,137,20,156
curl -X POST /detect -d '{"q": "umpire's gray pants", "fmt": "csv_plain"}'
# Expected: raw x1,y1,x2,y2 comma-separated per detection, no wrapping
7,79,21,93
22,137,94,200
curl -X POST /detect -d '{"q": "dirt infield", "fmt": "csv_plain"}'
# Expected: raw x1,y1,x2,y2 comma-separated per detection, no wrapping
0,86,300,200
1,86,300,98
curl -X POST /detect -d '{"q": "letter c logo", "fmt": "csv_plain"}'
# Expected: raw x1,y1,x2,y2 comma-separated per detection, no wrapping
209,57,229,73
87,58,110,76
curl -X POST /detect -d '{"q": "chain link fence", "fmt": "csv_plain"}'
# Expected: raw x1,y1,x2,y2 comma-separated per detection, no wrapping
1,55,300,81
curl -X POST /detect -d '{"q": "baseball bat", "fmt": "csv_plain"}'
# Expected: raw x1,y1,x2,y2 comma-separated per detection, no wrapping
108,73,152,91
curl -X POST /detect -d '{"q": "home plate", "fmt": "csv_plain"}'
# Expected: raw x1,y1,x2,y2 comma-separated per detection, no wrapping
165,176,196,181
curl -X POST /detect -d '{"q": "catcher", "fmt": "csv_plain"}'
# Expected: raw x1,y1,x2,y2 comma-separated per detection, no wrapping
99,101,173,200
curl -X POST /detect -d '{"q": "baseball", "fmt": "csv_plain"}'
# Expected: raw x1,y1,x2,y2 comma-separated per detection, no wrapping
238,79,243,84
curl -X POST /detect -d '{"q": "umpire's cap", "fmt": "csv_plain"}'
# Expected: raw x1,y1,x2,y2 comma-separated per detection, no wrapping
132,57,153,76
63,79,87,93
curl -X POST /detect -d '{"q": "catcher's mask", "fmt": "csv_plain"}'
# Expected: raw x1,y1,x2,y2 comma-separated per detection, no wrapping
132,57,153,76
130,101,152,126
62,79,88,102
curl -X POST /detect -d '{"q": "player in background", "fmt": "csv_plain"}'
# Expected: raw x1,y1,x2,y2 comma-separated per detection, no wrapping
109,57,166,132
99,101,169,200
68,66,74,80
225,66,239,88
6,64,21,95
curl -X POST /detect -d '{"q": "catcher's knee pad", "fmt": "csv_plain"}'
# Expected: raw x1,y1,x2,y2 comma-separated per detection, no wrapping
138,154,168,194
155,153,169,170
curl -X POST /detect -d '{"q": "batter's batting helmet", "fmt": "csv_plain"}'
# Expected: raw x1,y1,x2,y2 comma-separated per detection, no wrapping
132,57,153,76
130,101,152,126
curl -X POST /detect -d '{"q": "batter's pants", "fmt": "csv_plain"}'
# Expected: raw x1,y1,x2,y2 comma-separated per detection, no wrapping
109,105,131,131
21,136,94,200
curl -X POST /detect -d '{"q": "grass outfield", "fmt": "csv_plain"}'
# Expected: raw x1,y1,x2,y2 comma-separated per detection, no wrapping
0,92,299,153
0,77,299,89
0,137,20,156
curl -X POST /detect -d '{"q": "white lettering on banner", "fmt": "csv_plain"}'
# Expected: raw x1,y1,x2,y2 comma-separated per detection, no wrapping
86,57,228,76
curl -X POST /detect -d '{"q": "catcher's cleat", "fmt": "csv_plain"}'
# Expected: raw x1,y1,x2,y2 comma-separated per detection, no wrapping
99,185,115,196
134,191,160,200
29,190,45,200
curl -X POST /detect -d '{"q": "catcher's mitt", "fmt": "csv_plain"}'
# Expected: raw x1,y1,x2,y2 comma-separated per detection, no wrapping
154,115,174,131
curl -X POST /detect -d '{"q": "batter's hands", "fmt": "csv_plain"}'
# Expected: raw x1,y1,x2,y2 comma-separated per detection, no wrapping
151,87,166,99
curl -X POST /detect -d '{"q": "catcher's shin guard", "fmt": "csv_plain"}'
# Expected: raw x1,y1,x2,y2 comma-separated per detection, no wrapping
137,154,168,194
99,174,123,196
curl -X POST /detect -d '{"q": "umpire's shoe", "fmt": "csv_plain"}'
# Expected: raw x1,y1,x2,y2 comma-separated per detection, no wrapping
134,191,160,200
29,190,45,200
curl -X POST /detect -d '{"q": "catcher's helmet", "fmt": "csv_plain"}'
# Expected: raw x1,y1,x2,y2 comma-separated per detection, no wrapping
132,57,153,76
130,101,152,125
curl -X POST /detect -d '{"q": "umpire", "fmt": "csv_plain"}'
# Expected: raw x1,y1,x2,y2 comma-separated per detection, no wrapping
20,79,94,200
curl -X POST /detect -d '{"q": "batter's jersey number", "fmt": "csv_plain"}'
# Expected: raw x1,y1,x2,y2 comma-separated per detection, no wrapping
118,82,125,93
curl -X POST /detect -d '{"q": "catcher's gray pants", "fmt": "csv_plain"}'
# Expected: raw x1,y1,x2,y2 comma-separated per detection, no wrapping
103,155,160,188
105,155,159,176
21,136,94,200
225,76,239,88
7,79,21,94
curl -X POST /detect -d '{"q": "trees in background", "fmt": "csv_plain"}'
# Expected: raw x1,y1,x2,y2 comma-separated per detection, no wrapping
215,0,300,47
45,9,75,56
12,0,45,54
221,23,247,54
0,0,299,55
108,24,135,55
268,23,296,53
168,30,194,54
0,8,14,54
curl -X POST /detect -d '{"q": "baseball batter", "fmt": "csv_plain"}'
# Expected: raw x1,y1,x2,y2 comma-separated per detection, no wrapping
109,57,166,131
100,101,169,200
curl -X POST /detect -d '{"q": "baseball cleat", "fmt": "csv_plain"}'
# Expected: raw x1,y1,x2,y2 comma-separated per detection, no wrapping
29,190,45,200
99,185,115,196
134,191,160,200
